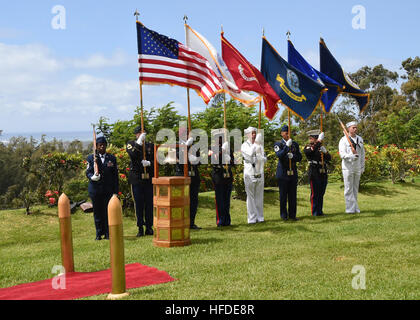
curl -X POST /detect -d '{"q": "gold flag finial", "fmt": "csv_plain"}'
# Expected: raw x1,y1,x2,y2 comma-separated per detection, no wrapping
183,14,188,24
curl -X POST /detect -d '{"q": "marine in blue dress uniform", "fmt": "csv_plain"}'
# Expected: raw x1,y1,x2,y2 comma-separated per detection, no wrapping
86,136,119,240
274,125,302,221
126,127,154,237
303,130,331,216
210,136,234,227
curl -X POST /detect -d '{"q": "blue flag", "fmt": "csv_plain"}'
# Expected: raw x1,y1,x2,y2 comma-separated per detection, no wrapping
319,38,370,113
261,37,325,120
287,40,343,113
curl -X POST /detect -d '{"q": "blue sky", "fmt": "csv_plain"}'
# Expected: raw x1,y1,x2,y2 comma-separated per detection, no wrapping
1,0,419,134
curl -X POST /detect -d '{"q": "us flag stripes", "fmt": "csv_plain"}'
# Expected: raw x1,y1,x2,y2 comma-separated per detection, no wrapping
136,22,223,104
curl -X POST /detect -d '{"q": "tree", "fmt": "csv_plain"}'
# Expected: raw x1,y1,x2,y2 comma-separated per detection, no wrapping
401,57,420,107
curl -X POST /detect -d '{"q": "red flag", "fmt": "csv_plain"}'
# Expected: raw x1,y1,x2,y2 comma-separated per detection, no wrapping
221,33,280,119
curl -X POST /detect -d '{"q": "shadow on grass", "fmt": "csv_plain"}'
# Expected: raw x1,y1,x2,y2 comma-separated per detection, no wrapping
359,184,403,196
28,209,57,217
394,181,420,190
308,206,416,222
232,220,322,234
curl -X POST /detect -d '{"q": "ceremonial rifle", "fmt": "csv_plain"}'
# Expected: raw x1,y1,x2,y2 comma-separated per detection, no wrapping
92,124,99,175
336,115,357,155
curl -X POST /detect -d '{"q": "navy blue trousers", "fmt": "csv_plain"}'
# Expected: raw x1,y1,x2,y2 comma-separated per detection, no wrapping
190,179,200,226
214,183,232,226
90,193,112,238
278,178,298,219
131,183,153,229
310,178,328,216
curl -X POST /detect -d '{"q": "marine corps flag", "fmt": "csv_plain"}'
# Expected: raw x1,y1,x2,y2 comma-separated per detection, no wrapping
288,40,344,113
221,33,280,120
261,37,325,120
320,38,370,113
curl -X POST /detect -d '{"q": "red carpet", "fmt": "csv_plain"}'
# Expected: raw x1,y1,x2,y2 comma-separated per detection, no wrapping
0,263,176,300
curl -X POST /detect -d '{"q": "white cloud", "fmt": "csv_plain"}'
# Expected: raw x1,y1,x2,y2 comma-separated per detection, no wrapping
67,49,130,69
0,42,140,131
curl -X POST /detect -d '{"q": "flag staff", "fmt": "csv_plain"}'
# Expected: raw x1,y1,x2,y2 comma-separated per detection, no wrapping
221,25,229,177
287,109,293,176
320,108,325,173
286,30,293,176
135,9,148,179
184,15,192,136
223,94,230,177
258,28,264,131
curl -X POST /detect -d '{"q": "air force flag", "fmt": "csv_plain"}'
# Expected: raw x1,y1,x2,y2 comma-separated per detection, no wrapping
261,37,325,120
320,38,370,113
288,40,343,113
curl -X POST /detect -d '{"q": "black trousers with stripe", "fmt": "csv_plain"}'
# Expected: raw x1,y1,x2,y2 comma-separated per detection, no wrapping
309,177,328,216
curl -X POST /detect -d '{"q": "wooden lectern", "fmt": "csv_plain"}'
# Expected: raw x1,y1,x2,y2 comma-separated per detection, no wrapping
152,144,191,247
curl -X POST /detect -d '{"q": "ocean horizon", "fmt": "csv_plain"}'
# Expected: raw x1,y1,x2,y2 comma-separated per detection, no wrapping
0,130,93,144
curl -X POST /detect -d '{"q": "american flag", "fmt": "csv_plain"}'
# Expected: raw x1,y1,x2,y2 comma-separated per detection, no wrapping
137,22,223,104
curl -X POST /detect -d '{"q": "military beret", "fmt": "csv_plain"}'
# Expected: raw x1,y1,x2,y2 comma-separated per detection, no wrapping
96,136,107,144
281,125,289,132
133,126,142,134
307,129,320,137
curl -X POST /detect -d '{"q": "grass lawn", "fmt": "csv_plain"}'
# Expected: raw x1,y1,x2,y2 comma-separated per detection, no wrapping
0,179,419,300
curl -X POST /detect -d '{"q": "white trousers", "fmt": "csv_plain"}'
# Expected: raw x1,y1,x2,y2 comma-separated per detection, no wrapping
244,175,264,223
342,170,361,213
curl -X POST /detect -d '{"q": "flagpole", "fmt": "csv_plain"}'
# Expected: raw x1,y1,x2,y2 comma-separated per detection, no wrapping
285,30,293,176
219,24,229,177
259,28,264,131
320,108,325,173
135,9,148,179
184,15,192,135
223,94,230,177
183,15,191,177
288,109,293,176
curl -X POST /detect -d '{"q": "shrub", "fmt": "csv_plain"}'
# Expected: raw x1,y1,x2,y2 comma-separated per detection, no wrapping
63,177,89,203
381,144,420,183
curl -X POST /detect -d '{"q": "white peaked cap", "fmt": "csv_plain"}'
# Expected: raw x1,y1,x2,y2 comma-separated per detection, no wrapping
346,121,358,128
244,127,257,135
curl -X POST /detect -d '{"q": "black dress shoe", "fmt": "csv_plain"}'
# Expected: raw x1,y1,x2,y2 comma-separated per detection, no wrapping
145,227,154,235
95,236,102,240
104,234,109,240
290,217,299,221
190,224,202,230
281,217,288,221
136,228,144,237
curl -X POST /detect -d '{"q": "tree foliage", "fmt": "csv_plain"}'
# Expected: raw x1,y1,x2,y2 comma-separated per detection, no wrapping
0,57,419,211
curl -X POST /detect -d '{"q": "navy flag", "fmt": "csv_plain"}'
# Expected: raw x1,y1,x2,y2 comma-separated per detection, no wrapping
288,40,343,113
319,38,370,113
261,37,325,120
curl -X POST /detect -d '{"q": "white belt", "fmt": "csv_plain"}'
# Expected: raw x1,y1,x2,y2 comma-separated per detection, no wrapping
308,160,321,165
